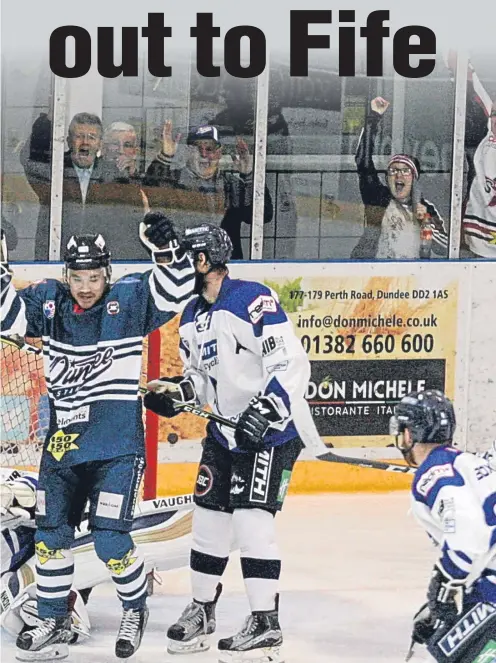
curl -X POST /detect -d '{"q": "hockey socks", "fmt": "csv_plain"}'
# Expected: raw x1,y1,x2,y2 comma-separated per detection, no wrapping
35,543,74,619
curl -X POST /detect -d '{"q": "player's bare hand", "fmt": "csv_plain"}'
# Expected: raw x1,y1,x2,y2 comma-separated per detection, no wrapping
161,120,181,158
116,154,137,176
233,137,252,174
371,97,390,115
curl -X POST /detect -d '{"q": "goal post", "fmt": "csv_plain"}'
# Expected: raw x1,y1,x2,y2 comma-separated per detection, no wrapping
1,330,161,499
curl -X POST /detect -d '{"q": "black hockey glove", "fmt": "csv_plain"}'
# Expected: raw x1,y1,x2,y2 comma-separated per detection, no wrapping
139,212,184,263
144,376,196,418
411,602,437,645
235,395,286,452
427,564,465,626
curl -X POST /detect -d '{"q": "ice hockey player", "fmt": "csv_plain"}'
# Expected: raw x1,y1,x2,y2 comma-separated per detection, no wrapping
389,390,496,663
0,468,194,645
0,215,195,661
144,223,323,662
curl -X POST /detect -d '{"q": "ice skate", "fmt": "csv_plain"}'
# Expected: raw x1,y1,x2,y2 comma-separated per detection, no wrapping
217,595,283,663
115,605,149,659
15,616,72,661
167,583,222,654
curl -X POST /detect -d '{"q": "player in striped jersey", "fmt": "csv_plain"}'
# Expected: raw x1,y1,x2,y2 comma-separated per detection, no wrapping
0,215,195,660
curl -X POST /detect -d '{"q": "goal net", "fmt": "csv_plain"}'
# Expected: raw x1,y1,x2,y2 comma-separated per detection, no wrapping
0,331,161,499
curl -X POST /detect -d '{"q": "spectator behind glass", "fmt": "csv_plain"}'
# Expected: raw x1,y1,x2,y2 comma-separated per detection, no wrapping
21,113,148,260
143,123,273,259
351,97,448,260
460,63,496,258
102,122,140,179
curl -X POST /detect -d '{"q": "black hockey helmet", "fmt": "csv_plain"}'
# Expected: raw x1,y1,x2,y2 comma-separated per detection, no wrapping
181,224,233,266
390,390,456,445
64,234,111,271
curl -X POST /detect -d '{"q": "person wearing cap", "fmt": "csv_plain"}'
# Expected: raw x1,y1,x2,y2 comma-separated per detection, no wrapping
351,97,448,260
143,120,273,259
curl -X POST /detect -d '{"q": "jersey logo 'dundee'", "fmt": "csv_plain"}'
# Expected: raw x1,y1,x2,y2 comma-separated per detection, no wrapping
35,541,65,565
47,430,80,461
106,549,137,576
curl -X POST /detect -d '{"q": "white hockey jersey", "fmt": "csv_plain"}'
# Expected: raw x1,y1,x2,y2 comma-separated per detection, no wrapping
411,445,496,603
179,276,320,452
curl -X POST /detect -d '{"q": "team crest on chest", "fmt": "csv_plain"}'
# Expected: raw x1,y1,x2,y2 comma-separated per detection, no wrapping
107,300,120,315
43,300,56,319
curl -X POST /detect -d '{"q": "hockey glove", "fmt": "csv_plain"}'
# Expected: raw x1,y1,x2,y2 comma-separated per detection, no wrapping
427,564,465,626
139,212,184,263
411,602,436,645
144,376,196,418
235,395,287,452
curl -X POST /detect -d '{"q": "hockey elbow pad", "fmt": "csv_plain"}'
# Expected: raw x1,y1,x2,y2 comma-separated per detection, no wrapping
144,376,196,418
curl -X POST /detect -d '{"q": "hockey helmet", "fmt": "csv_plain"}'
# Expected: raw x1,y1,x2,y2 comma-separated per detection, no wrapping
181,224,233,266
389,390,456,445
64,234,111,271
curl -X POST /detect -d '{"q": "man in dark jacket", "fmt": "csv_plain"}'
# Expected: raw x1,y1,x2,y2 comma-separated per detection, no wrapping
144,123,273,259
351,97,448,260
21,112,148,261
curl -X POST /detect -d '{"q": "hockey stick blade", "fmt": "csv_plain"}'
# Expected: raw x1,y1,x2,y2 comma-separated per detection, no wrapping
0,335,41,355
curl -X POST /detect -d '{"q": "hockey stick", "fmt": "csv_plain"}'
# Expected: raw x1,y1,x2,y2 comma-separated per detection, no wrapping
162,401,416,476
1,334,41,355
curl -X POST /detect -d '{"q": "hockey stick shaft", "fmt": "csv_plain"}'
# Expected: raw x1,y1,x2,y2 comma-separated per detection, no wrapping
167,402,416,476
1,335,41,355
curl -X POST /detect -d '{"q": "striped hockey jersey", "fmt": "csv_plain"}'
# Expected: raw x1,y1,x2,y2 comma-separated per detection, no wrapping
0,256,195,467
412,445,496,604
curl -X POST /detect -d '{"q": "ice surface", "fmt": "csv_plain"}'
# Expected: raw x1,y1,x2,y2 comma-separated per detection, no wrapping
1,493,437,662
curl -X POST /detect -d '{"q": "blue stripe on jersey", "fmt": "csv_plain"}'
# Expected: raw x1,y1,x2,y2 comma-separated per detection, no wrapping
180,277,288,331
413,447,465,508
439,544,469,580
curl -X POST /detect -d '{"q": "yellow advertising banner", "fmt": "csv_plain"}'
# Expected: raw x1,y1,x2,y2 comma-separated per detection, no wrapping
7,263,461,451
156,264,459,449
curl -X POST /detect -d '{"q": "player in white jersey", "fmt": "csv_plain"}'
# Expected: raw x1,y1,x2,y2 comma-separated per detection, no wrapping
144,224,322,662
390,390,496,663
1,469,194,643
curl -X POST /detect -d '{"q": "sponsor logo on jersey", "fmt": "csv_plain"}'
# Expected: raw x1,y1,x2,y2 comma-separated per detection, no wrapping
50,347,114,401
47,430,80,461
35,541,65,565
200,339,219,370
248,295,277,324
438,603,496,656
473,640,496,663
152,494,194,509
106,548,137,576
95,491,124,519
43,300,56,319
437,497,456,533
35,490,46,516
417,463,455,497
249,448,274,503
267,361,289,374
195,464,213,497
277,470,292,503
230,472,246,496
56,405,90,428
262,335,285,357
107,300,120,315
